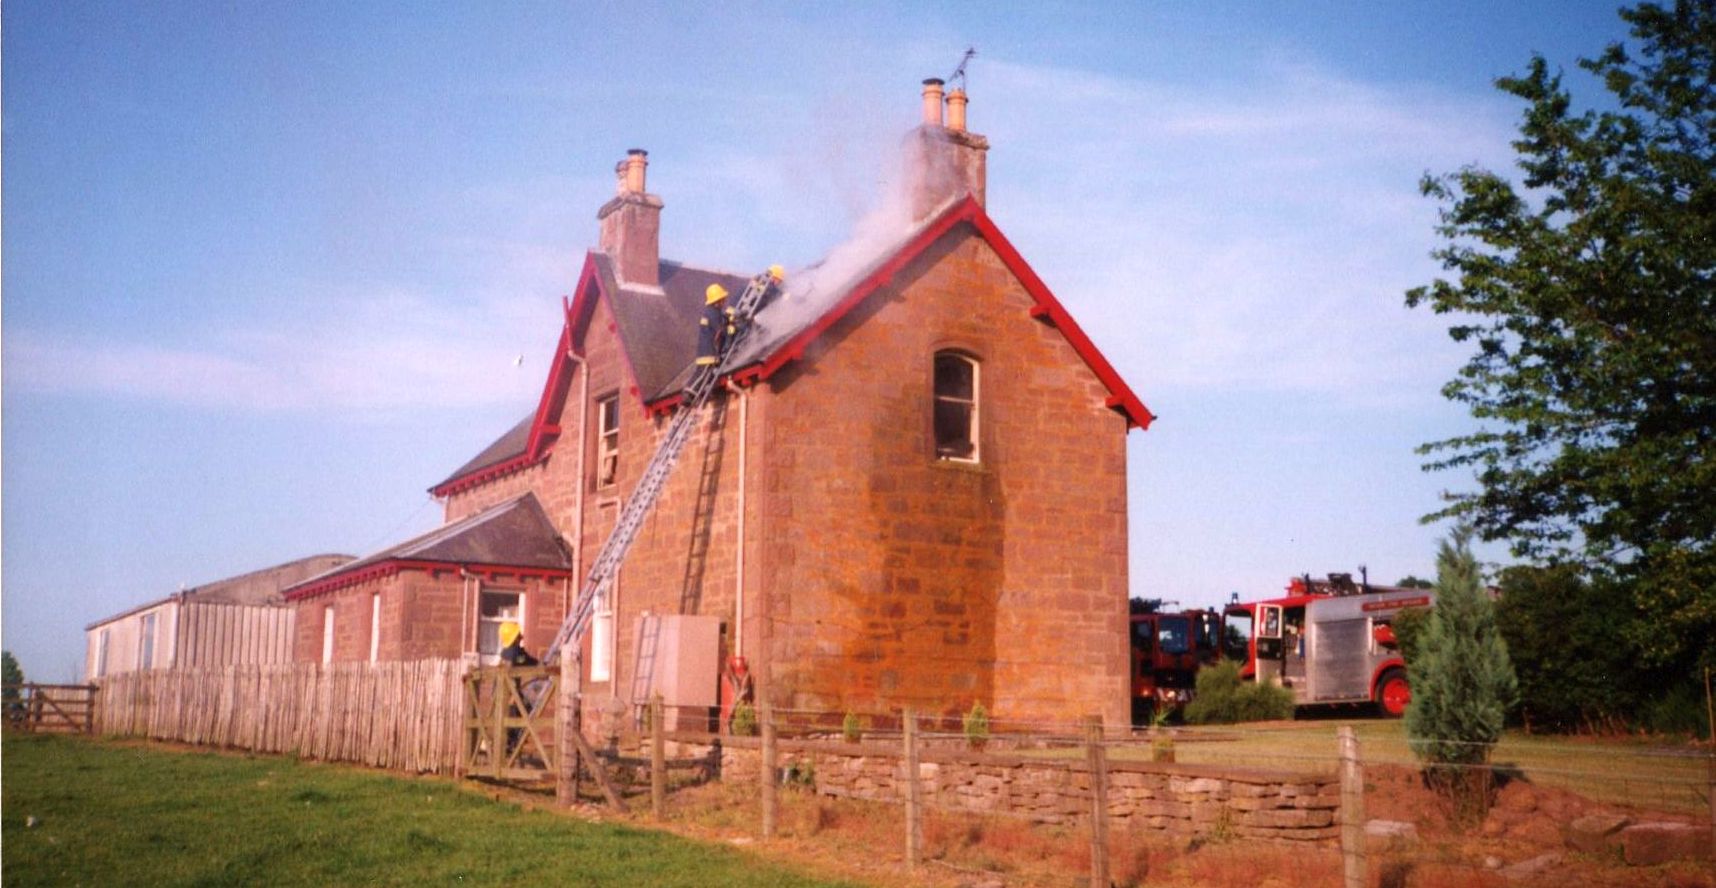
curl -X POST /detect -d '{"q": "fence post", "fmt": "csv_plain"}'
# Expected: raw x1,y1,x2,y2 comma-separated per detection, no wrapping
557,647,580,806
1339,725,1367,888
903,707,922,869
1086,715,1109,888
651,695,666,820
761,700,778,838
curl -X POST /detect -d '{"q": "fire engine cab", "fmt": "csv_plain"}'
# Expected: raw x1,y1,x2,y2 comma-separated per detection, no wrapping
1130,607,1222,725
1221,574,1433,717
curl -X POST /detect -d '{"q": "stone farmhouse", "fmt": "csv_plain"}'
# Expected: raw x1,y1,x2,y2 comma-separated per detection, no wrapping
283,80,1153,730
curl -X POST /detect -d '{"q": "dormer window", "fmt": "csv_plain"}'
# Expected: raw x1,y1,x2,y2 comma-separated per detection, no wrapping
596,394,620,488
934,351,979,462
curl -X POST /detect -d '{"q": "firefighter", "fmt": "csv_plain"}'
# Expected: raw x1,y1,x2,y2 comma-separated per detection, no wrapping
498,620,536,667
496,621,538,760
695,283,732,366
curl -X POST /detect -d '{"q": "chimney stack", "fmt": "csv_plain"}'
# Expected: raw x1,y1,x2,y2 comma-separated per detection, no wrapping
906,79,989,221
921,78,946,126
597,148,663,287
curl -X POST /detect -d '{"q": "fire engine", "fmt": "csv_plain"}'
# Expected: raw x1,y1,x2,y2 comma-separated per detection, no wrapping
1129,606,1223,725
1221,574,1433,717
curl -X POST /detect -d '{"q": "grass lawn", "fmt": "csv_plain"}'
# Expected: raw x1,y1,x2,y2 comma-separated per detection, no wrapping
2,733,866,888
1120,719,1711,812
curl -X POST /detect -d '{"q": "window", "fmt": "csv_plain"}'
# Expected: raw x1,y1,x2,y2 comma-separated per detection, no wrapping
591,589,613,682
321,605,335,664
596,394,620,488
934,352,978,461
369,593,382,663
96,629,110,678
477,589,523,664
138,613,157,670
1157,617,1190,655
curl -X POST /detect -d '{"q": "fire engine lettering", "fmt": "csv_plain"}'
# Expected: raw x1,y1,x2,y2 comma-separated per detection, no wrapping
1361,596,1430,612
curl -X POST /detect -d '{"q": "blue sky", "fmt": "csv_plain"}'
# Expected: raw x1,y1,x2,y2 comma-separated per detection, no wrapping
3,2,1630,681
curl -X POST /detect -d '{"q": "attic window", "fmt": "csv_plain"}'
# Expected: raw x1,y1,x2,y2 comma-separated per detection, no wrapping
934,351,979,462
596,394,620,489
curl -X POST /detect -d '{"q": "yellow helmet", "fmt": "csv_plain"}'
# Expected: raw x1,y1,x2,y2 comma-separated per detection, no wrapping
767,264,786,282
499,621,521,646
705,283,729,304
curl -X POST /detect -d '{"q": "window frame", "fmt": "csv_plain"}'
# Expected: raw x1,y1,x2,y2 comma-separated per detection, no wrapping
476,587,525,665
96,628,110,678
321,605,335,664
369,593,382,663
138,612,157,671
932,350,981,464
591,586,614,682
595,393,621,489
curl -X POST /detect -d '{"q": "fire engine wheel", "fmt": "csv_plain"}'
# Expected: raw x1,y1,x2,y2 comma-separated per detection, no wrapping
1375,669,1410,718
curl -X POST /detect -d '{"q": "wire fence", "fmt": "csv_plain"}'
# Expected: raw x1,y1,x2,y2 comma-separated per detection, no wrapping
576,700,1716,886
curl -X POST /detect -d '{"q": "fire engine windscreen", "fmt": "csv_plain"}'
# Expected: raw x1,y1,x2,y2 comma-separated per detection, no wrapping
1222,610,1253,661
1157,617,1190,655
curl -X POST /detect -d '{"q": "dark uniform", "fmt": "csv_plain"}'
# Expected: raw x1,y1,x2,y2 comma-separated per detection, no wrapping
696,299,735,366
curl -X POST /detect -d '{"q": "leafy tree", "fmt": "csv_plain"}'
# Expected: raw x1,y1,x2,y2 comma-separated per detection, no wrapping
1128,597,1170,614
1405,1,1716,674
1396,576,1434,590
1494,565,1636,732
1183,660,1295,725
1,651,23,694
1406,534,1518,823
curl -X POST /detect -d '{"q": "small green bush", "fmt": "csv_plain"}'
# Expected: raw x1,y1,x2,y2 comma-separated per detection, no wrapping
730,701,757,736
1183,660,1295,724
963,702,990,749
841,711,862,744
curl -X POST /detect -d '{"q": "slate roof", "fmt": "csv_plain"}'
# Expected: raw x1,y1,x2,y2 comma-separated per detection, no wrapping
284,492,570,600
433,412,534,491
593,253,751,401
433,194,1153,495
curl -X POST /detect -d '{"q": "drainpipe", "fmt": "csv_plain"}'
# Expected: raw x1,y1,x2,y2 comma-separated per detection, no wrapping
734,386,750,658
567,347,592,676
459,568,478,663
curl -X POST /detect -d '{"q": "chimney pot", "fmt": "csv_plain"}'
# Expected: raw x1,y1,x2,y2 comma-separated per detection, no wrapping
624,149,648,193
945,88,968,132
921,78,946,127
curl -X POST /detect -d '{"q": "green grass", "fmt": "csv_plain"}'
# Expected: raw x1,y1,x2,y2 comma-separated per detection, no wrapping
1119,719,1711,812
2,733,865,888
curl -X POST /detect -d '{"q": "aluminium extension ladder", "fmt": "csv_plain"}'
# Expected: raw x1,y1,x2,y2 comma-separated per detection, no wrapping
543,268,781,665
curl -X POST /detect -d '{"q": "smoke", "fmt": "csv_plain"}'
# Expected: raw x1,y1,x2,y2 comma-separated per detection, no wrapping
734,128,963,364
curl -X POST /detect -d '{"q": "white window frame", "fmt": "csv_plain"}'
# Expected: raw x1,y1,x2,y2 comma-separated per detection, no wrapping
591,587,614,682
138,612,157,671
476,587,525,665
96,628,110,678
933,351,980,463
596,394,620,489
321,605,335,664
369,593,382,663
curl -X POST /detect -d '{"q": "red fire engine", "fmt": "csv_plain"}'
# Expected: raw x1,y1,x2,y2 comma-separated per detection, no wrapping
1129,607,1223,725
1221,574,1433,717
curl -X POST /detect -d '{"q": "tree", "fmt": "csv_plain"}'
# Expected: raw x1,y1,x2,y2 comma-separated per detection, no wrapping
1396,576,1434,590
1405,2,1716,674
1,651,23,694
1405,534,1517,824
1494,565,1636,732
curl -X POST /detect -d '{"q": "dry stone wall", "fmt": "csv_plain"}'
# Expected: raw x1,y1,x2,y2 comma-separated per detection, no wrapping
694,736,1340,843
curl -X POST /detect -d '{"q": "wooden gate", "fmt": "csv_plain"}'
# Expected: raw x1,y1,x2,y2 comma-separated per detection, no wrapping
463,666,557,781
4,683,97,734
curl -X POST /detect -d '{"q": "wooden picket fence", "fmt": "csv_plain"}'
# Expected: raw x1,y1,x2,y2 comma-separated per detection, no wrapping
94,660,465,774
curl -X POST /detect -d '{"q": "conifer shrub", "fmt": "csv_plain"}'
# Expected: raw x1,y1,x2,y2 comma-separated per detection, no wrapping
1405,533,1517,825
841,711,862,744
730,701,757,737
962,702,990,750
1182,660,1295,724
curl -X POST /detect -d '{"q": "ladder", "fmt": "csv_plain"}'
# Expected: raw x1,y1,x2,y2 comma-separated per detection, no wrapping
543,268,781,665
